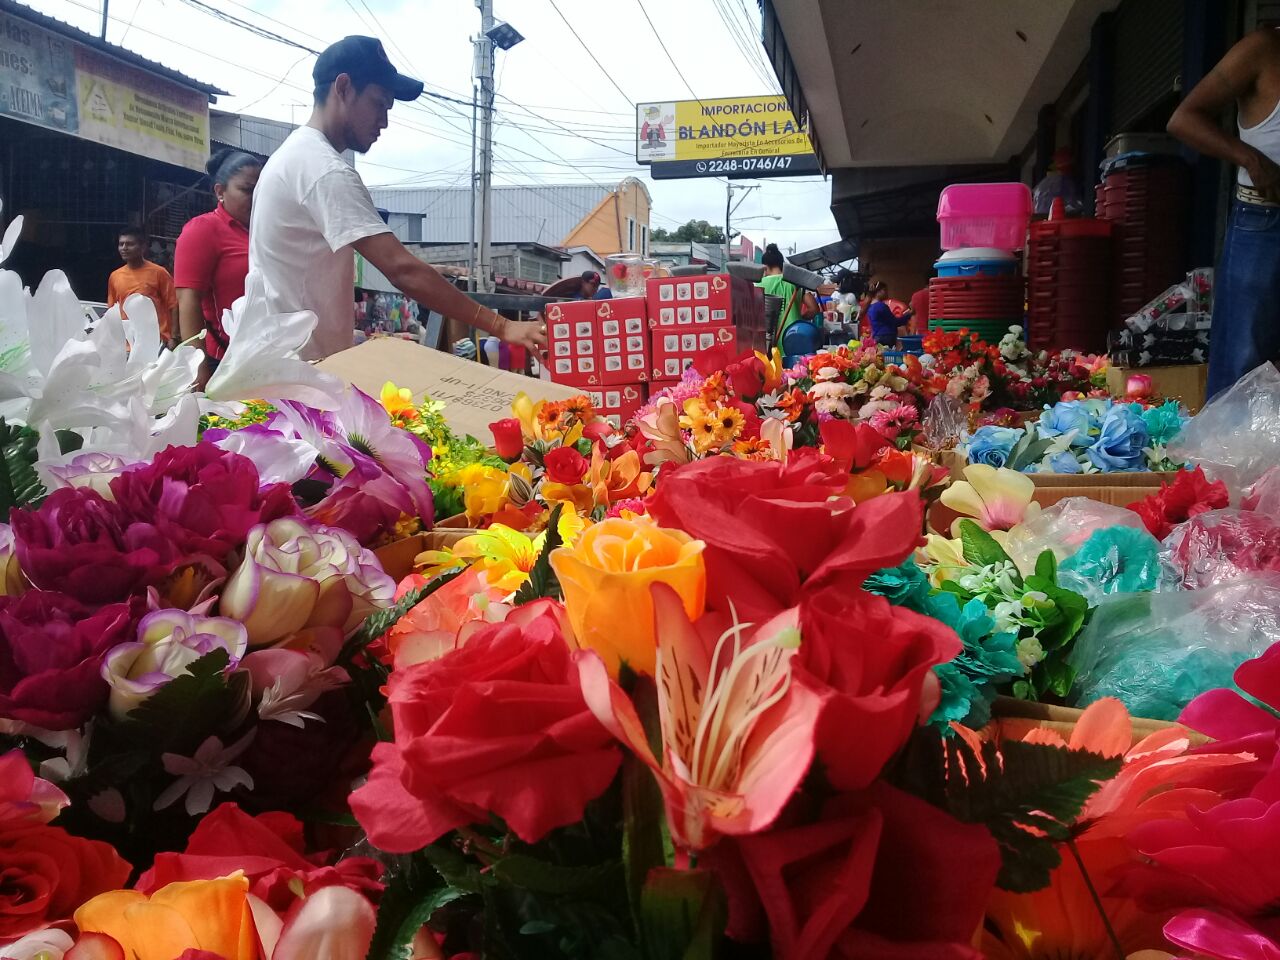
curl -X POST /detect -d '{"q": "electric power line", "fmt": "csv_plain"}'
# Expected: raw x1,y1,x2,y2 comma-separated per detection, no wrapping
632,0,699,100
544,0,635,107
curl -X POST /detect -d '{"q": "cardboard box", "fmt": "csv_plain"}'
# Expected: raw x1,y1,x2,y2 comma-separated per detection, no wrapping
596,297,651,385
317,337,578,441
372,529,480,582
647,274,735,328
544,300,602,388
588,382,648,430
1107,363,1208,413
649,325,738,383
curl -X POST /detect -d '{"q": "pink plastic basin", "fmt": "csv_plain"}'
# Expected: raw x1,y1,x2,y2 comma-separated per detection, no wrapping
937,182,1033,251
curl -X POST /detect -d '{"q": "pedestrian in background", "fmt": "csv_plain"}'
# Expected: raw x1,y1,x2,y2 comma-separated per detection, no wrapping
107,227,178,349
174,148,261,386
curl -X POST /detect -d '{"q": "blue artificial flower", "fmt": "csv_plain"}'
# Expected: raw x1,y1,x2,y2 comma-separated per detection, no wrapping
964,425,1023,468
1037,401,1095,448
1086,403,1151,472
1061,525,1161,594
1140,400,1189,447
1044,451,1084,474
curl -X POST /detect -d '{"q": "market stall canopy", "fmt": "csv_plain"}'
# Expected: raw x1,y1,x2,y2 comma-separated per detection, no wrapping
763,0,1119,169
317,337,578,441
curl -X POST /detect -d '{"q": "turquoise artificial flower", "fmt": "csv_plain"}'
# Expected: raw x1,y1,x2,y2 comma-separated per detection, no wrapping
925,592,1024,730
864,560,932,612
963,426,1022,469
1138,400,1189,447
1060,525,1161,595
1037,401,1094,448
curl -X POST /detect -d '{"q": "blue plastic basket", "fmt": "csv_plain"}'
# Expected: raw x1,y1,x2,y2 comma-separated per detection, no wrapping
934,260,1019,278
899,335,924,353
881,350,906,365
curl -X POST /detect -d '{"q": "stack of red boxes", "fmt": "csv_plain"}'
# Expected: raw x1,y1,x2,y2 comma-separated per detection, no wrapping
646,275,756,384
1026,217,1113,352
1098,159,1189,326
596,298,650,385
545,300,602,388
587,383,647,431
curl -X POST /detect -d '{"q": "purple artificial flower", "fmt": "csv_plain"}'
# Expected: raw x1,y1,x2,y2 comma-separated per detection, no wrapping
0,590,144,729
101,609,249,720
44,452,141,499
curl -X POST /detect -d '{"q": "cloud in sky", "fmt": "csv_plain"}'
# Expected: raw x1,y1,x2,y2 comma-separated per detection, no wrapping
25,0,841,254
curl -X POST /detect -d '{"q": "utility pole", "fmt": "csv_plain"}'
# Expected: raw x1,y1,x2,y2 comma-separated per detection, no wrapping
474,0,495,294
100,0,109,39
725,183,759,268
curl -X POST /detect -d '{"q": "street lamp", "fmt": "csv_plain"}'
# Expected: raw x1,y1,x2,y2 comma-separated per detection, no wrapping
485,20,524,50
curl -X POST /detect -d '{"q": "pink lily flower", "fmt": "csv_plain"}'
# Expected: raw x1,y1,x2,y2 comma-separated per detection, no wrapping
577,585,821,852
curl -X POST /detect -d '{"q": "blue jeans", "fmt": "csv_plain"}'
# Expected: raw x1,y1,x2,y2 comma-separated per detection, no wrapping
1210,200,1280,398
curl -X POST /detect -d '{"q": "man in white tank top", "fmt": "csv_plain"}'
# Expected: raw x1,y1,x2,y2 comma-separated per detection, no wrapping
1169,27,1280,398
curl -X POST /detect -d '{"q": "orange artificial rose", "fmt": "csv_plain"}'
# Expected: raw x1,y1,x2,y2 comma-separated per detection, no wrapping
74,875,258,960
550,516,705,676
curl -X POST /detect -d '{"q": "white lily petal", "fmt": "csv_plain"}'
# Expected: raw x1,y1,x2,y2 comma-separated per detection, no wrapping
27,270,89,376
0,210,23,266
121,293,161,368
207,308,343,409
0,269,33,378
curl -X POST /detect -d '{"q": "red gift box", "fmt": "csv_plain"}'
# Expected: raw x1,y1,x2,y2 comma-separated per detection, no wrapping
647,274,737,330
545,300,603,388
649,325,738,383
596,297,651,385
588,382,648,430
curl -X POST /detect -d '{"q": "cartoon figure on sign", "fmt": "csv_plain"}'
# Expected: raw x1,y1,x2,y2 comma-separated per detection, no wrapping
640,106,667,150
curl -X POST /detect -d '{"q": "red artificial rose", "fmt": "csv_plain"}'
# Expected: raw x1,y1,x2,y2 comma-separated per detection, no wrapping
647,457,925,620
1129,466,1230,540
799,589,959,790
0,590,144,729
350,606,621,852
707,784,997,960
543,446,590,486
0,820,131,940
138,802,382,914
10,488,171,606
489,418,525,461
109,442,297,565
820,419,888,472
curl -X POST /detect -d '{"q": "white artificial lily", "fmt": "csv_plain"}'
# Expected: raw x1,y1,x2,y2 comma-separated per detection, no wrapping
205,271,343,410
0,199,21,265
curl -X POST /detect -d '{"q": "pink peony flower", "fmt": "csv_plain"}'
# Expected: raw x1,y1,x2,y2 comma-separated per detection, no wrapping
0,590,144,729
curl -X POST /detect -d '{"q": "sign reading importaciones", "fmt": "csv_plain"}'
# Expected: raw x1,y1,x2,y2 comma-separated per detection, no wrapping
635,95,818,180
0,9,209,171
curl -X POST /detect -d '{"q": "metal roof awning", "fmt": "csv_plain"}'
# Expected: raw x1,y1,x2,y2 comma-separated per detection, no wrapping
789,238,859,271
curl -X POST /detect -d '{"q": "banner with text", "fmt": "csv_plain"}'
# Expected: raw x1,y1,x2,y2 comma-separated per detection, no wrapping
1,10,209,171
635,95,818,180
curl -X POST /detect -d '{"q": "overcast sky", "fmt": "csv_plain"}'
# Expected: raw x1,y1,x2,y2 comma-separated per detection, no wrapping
24,0,841,254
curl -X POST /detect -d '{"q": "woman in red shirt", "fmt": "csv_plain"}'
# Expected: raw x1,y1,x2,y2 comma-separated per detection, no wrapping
174,148,261,385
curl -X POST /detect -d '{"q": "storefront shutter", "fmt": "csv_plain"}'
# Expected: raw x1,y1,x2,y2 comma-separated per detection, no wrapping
1111,0,1185,131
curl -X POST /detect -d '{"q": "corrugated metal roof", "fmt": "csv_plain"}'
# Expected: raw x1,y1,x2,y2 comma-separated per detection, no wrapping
1,0,226,97
210,111,296,157
368,184,611,245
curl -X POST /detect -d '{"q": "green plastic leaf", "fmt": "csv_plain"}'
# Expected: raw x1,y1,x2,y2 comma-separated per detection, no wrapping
0,419,45,513
932,735,1121,892
638,869,726,960
513,503,564,605
491,855,622,897
1034,550,1058,582
365,857,471,960
959,519,1014,569
622,754,667,933
1004,428,1055,473
117,648,235,754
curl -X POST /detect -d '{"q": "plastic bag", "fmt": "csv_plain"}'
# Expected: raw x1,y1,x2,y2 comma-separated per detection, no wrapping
920,393,967,452
1159,508,1280,590
1166,361,1280,497
1069,573,1280,720
1059,526,1162,602
1242,465,1280,514
1005,497,1147,575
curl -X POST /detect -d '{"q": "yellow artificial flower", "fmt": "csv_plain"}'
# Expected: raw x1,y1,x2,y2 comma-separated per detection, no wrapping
380,380,417,419
711,405,745,443
512,392,546,443
448,464,513,521
542,480,596,515
754,346,785,393
921,534,968,587
551,516,706,676
941,464,1042,535
416,508,585,593
678,397,710,431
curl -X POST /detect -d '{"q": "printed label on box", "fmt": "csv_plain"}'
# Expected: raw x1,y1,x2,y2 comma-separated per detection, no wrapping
694,281,709,299
664,358,681,377
601,319,620,336
659,285,674,302
576,340,594,355
579,357,595,373
681,334,697,351
663,334,679,351
552,323,570,339
606,413,622,429
575,322,594,337
605,356,623,373
677,307,693,325
605,390,621,407
658,308,675,325
603,337,621,354
712,309,728,322
626,335,645,352
555,359,572,375
677,283,692,300
627,354,645,371
695,306,710,324
625,317,645,334
554,342,571,357
589,391,604,407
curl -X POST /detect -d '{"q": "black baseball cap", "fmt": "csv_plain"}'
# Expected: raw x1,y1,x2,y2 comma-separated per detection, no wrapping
313,36,424,102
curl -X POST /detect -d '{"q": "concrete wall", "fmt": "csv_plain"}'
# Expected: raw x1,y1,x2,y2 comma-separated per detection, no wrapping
563,178,652,257
859,237,938,302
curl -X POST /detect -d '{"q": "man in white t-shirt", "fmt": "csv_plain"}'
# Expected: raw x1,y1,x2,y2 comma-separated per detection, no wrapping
249,35,545,360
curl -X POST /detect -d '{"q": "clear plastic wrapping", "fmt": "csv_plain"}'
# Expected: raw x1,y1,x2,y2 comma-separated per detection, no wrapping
1069,574,1280,720
1166,361,1280,497
1159,508,1280,590
1004,497,1147,575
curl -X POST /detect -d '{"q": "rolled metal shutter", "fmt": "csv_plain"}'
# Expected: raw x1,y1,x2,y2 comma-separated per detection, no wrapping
1111,0,1185,131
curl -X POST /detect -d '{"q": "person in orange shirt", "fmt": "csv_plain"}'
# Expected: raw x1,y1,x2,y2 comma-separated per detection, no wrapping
107,227,179,349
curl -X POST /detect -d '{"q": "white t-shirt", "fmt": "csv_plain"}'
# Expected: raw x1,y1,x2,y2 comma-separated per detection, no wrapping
248,126,390,360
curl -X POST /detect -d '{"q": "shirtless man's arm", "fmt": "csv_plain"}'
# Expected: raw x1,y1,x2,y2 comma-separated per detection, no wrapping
1168,28,1280,201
